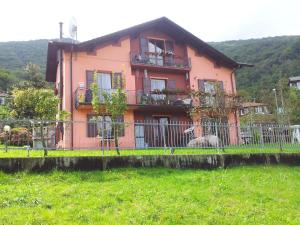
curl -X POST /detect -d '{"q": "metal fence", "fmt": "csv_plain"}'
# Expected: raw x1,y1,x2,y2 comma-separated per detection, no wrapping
0,119,299,151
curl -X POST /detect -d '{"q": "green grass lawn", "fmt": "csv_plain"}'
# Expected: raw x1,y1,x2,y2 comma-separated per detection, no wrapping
0,145,299,158
0,166,299,225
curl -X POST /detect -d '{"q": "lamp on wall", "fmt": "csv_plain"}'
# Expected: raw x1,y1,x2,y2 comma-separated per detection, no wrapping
144,69,148,78
185,72,189,80
79,82,85,89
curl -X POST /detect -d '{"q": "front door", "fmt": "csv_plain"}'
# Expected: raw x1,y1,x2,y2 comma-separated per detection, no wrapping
135,124,146,148
154,117,169,147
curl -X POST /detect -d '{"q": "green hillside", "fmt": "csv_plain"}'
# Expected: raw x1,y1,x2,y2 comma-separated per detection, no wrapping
210,36,300,99
0,39,48,73
1,36,300,100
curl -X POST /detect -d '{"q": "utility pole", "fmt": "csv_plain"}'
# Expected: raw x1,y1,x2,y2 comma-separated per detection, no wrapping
273,88,283,151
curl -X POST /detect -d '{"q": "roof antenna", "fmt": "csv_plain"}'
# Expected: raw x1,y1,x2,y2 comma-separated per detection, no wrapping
69,17,78,42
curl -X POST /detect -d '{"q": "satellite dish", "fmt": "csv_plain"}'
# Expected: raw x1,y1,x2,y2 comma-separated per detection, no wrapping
69,17,77,40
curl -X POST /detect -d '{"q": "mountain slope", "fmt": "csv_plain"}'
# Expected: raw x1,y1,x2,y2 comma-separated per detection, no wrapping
0,39,48,73
210,36,300,98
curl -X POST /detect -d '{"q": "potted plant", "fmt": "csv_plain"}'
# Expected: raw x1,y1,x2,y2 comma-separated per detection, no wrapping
78,93,85,103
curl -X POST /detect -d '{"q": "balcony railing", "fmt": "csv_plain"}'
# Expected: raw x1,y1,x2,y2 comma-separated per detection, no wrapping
75,88,192,109
130,52,191,70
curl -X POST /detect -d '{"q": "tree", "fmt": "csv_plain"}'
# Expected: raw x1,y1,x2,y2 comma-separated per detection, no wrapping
190,84,242,120
0,68,15,91
0,105,11,119
91,72,127,155
285,87,300,124
15,63,48,89
11,88,59,156
189,85,242,150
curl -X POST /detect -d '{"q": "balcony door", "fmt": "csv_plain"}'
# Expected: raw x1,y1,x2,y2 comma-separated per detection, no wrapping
151,79,166,102
148,39,164,66
97,72,112,102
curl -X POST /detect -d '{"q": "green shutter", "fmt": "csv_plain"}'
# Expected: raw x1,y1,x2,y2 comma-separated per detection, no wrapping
198,79,205,107
140,38,148,57
112,72,123,89
143,77,151,94
116,115,125,137
167,80,176,90
87,115,97,137
86,71,94,89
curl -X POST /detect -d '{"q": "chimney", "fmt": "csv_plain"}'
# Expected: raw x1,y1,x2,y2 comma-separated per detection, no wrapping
59,22,63,40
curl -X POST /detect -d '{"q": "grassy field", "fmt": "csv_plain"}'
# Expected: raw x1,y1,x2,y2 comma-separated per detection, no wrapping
0,166,300,225
0,145,299,158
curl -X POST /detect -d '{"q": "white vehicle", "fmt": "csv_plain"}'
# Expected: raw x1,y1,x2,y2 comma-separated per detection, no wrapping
291,125,300,143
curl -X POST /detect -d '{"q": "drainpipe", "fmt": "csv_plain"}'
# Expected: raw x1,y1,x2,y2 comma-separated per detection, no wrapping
70,44,74,150
59,22,63,111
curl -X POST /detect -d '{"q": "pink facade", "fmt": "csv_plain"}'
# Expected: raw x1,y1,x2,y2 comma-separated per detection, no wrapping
46,17,243,149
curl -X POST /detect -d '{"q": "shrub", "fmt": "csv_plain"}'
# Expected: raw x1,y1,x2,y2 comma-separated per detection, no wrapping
0,127,32,146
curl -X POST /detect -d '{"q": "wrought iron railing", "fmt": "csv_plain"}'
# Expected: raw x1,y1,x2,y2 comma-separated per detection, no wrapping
75,88,192,108
0,119,299,151
130,52,191,69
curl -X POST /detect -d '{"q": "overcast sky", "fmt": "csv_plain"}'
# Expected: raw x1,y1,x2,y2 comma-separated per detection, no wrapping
1,0,300,42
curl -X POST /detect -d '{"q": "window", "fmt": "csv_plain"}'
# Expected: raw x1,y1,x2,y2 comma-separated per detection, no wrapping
87,115,124,138
204,81,217,106
96,72,112,102
151,79,166,101
255,107,263,114
148,39,165,66
297,81,300,90
264,106,269,114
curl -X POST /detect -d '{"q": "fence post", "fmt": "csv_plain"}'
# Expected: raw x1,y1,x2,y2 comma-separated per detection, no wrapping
259,124,264,149
101,118,104,155
279,124,283,152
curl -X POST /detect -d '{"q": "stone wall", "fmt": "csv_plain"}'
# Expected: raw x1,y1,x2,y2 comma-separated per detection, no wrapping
0,153,300,172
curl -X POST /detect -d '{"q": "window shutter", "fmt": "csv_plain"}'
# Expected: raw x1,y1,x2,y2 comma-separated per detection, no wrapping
116,115,125,137
165,40,174,52
112,72,123,89
165,41,174,66
218,81,224,91
86,71,94,89
167,80,176,90
217,81,225,106
198,79,205,106
140,38,148,57
167,80,176,103
143,77,151,94
87,115,97,137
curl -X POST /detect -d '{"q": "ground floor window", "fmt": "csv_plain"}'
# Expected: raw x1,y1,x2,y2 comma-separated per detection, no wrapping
87,115,124,138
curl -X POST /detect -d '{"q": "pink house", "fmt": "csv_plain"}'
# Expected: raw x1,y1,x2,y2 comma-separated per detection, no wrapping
46,17,249,150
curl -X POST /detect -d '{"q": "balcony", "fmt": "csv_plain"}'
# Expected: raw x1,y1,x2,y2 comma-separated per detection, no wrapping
75,88,192,110
130,52,191,72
